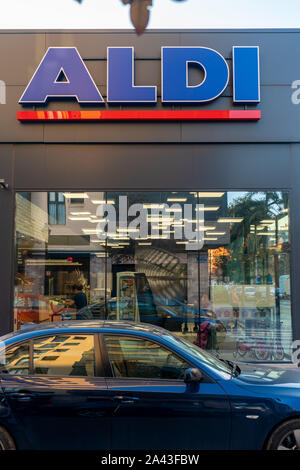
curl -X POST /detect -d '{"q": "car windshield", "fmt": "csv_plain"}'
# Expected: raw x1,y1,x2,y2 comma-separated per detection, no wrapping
162,333,232,376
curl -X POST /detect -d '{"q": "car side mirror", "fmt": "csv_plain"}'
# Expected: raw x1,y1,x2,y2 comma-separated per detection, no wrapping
184,368,203,384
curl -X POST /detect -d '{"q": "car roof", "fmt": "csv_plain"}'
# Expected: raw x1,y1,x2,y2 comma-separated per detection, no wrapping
0,320,169,344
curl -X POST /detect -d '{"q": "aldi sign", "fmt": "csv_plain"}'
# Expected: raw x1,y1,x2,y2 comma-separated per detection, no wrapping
18,46,261,122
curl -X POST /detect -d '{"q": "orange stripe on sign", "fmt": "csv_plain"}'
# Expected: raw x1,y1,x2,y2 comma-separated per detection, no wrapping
37,111,45,120
80,111,102,120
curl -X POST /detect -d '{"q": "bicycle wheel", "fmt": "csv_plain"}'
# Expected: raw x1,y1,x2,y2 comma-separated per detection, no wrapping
254,341,269,361
237,347,247,357
274,346,285,361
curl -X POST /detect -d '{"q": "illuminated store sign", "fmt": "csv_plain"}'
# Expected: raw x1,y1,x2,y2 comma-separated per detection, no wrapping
18,46,261,122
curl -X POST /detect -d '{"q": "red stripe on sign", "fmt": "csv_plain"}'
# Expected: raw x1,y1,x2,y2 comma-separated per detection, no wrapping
17,110,261,121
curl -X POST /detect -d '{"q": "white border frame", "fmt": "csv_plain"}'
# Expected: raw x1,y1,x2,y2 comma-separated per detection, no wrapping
19,46,104,104
107,46,157,103
232,46,260,103
161,46,229,103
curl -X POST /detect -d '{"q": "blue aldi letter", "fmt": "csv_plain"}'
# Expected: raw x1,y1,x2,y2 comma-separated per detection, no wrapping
162,47,229,103
19,47,104,104
232,46,260,103
107,47,157,103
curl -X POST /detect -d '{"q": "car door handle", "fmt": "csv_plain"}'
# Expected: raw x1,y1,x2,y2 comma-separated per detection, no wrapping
8,392,34,402
7,390,53,401
113,395,140,404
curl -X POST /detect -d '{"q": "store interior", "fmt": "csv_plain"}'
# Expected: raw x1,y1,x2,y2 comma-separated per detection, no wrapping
14,190,292,362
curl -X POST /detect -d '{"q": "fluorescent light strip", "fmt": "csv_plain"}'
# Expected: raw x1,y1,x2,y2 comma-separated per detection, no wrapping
167,198,187,202
117,228,140,233
143,204,165,209
70,211,91,215
257,232,276,236
91,200,115,204
63,193,89,199
218,218,243,223
197,192,225,198
26,260,82,266
176,240,206,245
150,235,168,239
196,206,220,211
82,229,98,234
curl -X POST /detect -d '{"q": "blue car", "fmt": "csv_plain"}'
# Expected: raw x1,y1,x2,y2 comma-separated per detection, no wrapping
0,321,299,450
77,297,226,334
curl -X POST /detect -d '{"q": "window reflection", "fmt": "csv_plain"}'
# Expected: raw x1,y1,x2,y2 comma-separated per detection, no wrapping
14,191,292,363
105,335,190,380
33,335,95,376
3,342,30,375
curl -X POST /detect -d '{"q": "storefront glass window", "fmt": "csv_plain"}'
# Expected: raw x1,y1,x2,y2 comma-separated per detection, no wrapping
14,191,292,362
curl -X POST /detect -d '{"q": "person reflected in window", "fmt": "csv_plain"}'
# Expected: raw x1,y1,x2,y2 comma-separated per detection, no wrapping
201,294,213,314
65,284,88,320
230,286,240,331
119,286,135,321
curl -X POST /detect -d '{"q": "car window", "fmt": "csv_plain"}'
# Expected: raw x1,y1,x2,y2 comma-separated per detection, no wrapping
162,334,232,376
104,335,190,381
33,335,95,376
1,342,30,375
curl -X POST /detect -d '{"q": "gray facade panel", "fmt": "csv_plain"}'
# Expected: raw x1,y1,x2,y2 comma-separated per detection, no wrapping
0,87,44,142
0,33,45,86
0,145,15,334
13,143,290,191
42,120,182,143
45,32,181,59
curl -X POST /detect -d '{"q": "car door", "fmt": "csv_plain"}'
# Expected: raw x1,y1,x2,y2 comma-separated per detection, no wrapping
102,334,231,450
0,333,112,450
